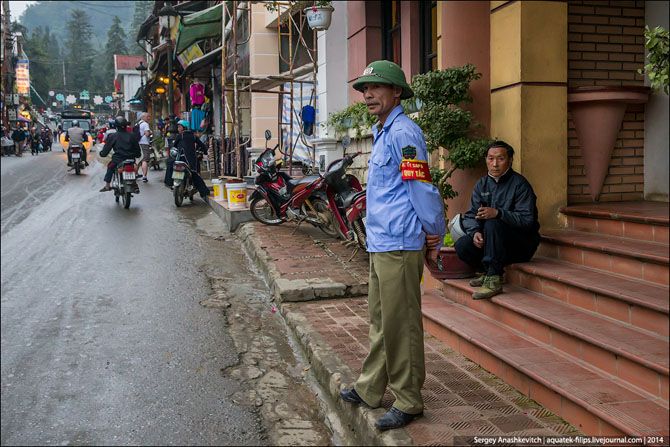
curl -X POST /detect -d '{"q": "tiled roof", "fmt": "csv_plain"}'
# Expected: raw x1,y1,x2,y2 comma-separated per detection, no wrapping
114,55,146,71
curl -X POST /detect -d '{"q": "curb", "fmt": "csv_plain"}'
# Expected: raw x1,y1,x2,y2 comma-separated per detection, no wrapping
233,223,415,445
280,303,415,446
236,223,367,303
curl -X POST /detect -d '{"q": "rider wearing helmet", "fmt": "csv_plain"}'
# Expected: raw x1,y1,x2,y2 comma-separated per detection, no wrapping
102,120,117,144
65,119,90,167
169,119,210,199
98,116,141,193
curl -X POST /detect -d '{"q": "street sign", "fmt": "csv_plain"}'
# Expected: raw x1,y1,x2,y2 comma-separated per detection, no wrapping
79,90,90,100
66,94,76,104
8,110,17,120
93,95,103,105
56,93,64,101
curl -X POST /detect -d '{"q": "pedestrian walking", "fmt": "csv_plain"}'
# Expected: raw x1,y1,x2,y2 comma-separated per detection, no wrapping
339,60,446,431
11,125,26,156
135,112,152,183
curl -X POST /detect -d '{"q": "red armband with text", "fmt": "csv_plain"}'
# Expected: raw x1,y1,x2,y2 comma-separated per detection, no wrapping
400,159,432,183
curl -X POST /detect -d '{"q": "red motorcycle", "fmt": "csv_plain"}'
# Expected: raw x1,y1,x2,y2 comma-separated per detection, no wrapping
248,130,338,237
322,136,367,255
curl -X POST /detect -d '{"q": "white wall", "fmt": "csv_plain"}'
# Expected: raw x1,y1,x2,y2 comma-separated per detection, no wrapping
316,4,348,138
643,1,669,202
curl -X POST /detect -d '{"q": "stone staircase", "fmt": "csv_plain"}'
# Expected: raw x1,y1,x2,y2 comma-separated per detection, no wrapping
422,201,669,437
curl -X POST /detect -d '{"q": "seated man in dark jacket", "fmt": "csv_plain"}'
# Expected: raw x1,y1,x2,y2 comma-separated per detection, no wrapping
98,116,141,193
455,141,540,300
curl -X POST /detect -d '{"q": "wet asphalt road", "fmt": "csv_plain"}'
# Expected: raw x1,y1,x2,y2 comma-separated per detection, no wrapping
0,144,264,445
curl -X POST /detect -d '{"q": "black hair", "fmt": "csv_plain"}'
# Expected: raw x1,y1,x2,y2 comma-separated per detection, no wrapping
486,140,514,158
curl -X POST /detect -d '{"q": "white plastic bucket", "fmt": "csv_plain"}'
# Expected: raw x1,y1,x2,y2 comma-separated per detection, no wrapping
212,179,225,201
226,182,247,210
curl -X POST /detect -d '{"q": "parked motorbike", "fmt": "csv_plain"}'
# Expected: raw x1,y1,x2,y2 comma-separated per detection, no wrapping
323,136,367,256
170,146,200,207
148,138,163,171
110,159,138,209
248,130,337,237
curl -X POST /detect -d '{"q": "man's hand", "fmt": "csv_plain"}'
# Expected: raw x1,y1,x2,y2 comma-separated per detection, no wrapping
425,233,441,250
473,232,484,249
426,248,440,269
476,206,499,220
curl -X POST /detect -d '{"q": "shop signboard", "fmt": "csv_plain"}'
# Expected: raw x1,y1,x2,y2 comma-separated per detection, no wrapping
16,60,30,95
177,43,204,69
8,109,17,121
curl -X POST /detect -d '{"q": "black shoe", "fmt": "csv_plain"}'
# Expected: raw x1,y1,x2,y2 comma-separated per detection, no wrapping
85,161,89,167
375,407,423,431
340,388,373,408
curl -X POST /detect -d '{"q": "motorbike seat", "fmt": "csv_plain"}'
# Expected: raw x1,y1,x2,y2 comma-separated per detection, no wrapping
342,190,366,210
286,175,320,191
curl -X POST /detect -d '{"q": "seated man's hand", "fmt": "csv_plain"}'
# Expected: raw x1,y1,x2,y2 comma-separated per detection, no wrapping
476,206,499,220
426,248,440,269
473,232,485,249
425,233,441,250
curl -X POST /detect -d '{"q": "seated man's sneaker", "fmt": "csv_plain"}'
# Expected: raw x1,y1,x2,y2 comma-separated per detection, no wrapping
469,273,486,287
375,407,423,431
472,275,502,300
339,388,374,408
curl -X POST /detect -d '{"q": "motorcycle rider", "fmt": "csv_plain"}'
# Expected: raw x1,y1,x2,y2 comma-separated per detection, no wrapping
173,119,210,199
65,119,89,168
98,116,141,193
102,120,117,143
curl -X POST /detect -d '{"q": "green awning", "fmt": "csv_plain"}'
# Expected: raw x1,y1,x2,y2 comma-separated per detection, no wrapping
30,85,46,106
175,3,222,56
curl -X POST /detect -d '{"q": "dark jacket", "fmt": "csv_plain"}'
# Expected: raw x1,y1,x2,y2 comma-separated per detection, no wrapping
100,130,141,161
174,130,206,171
12,129,25,142
462,169,540,237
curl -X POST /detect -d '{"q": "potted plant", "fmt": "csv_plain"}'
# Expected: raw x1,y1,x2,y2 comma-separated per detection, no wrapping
265,1,334,31
406,64,491,279
638,25,669,94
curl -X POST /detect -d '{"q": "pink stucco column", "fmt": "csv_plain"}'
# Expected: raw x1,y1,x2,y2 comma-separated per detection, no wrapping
347,1,382,104
400,1,421,78
440,2,491,218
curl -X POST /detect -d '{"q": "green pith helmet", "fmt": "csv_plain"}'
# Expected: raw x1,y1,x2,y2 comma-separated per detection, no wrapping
352,60,414,99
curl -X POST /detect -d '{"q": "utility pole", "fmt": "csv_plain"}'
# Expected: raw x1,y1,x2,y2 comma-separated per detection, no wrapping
62,59,66,89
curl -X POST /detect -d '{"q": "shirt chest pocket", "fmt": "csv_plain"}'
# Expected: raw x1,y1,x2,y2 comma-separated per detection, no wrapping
369,150,394,187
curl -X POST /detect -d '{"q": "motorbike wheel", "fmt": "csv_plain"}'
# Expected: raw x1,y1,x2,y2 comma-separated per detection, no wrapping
75,164,80,175
114,190,120,203
174,182,185,207
309,199,339,238
250,197,283,226
330,209,348,241
122,191,131,209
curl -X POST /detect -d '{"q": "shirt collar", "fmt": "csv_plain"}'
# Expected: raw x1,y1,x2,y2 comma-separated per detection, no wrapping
488,167,512,183
373,105,405,140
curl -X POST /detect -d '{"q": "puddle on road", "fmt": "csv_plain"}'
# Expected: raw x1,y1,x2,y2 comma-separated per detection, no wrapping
186,211,335,446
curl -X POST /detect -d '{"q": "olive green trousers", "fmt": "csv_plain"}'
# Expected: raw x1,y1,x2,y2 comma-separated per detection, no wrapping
355,249,425,415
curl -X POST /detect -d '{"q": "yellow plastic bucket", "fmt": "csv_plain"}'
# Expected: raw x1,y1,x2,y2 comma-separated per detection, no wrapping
212,179,225,201
226,182,247,210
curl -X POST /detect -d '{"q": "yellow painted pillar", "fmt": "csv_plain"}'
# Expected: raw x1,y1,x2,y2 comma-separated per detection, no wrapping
490,1,568,229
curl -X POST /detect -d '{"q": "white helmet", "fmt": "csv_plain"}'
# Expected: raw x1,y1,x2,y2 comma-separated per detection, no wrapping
449,214,468,244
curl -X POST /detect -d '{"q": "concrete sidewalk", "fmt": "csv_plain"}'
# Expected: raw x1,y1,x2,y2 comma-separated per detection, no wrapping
212,208,581,444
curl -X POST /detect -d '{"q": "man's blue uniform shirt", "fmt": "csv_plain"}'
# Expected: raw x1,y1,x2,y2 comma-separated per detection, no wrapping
366,105,446,252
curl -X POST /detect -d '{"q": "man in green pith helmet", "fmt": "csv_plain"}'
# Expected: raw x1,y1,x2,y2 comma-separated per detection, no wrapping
338,60,446,431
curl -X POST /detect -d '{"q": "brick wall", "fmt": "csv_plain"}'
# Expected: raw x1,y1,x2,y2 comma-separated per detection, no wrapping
567,0,646,203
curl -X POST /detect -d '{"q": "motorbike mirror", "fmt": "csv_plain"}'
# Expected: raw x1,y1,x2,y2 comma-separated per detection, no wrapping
265,130,271,141
341,136,351,150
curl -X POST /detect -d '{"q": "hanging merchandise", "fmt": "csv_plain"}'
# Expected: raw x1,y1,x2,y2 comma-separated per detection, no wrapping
191,107,206,131
190,82,205,106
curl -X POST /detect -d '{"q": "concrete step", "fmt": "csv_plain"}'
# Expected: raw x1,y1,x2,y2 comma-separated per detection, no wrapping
561,201,669,244
422,290,669,437
437,278,669,399
538,229,669,286
508,257,669,337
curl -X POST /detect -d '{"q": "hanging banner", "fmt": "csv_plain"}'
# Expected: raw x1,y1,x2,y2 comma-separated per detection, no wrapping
16,60,30,95
177,42,204,69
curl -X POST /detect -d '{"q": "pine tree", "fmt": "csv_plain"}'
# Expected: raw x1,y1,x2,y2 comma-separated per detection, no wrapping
129,0,153,56
104,16,129,92
64,9,94,92
23,26,50,100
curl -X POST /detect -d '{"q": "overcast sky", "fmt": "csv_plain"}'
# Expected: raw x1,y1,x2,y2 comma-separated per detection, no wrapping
8,1,37,20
